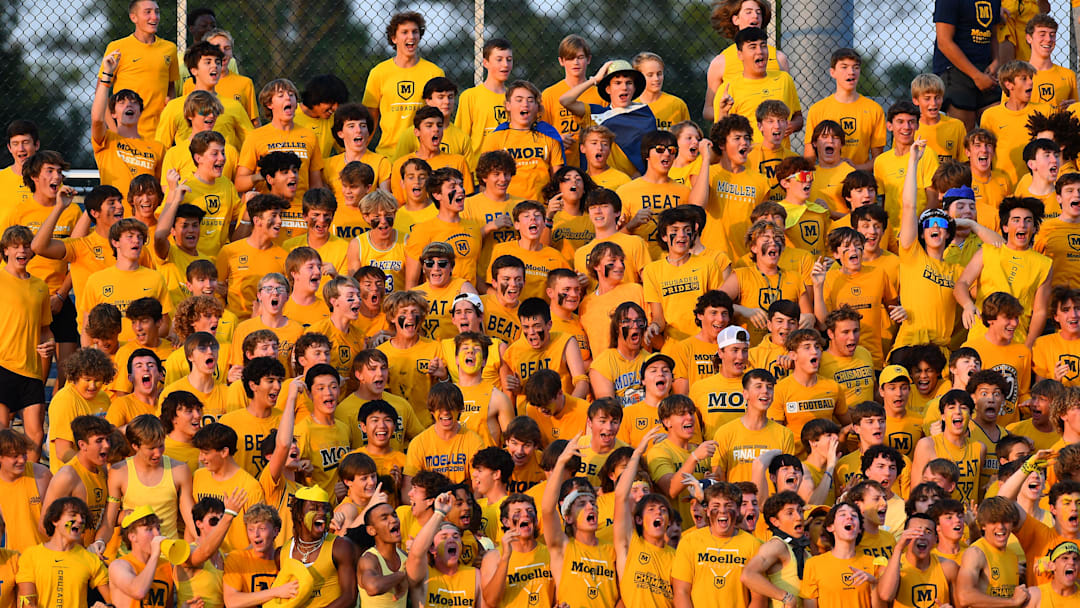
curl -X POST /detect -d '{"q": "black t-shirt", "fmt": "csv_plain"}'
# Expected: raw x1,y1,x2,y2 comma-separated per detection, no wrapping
933,0,1001,73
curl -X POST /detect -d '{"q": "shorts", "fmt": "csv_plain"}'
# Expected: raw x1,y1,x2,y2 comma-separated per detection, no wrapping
50,294,78,343
0,365,46,411
941,66,1002,112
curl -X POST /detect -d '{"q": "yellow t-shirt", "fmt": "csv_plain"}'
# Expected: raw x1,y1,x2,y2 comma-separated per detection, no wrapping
361,58,445,158
47,384,109,473
711,418,796,483
504,332,576,398
92,130,165,202
643,92,691,131
480,127,566,201
462,192,520,284
192,467,265,552
1014,176,1062,219
541,80,604,169
573,232,652,290
916,115,969,163
748,337,792,382
578,283,646,354
293,110,336,159
822,266,896,367
718,71,802,146
642,253,726,341
308,317,366,378
109,340,173,395
746,144,798,202
393,121,473,164
557,539,619,608
282,234,349,277
971,169,1014,231
214,240,288,319
415,277,470,340
218,407,282,478
159,138,239,192
161,377,231,425
525,394,591,446
336,390,424,452
181,175,244,257
1034,218,1080,289
390,152,473,204
0,164,32,210
81,265,172,342
16,544,109,608
281,297,330,330
616,178,692,258
701,165,770,259
156,93,253,151
980,102,1052,184
591,167,633,190
819,347,877,410
236,123,324,207
377,337,443,425
480,293,522,344
805,95,887,166
961,335,1033,425
229,317,305,371
322,151,392,211
100,34,179,139
894,242,961,349
456,84,508,167
295,416,351,494
487,242,570,301
590,347,647,407
719,43,782,79
1032,332,1080,387
768,375,847,455
404,216,483,285
969,244,1053,345
403,426,486,483
106,393,158,428
1031,65,1078,106
782,203,832,257
184,71,257,122
618,401,662,448
671,528,762,607
0,200,80,293
732,265,806,345
688,373,746,440
802,552,877,608
664,335,719,387
873,147,940,222
0,270,51,380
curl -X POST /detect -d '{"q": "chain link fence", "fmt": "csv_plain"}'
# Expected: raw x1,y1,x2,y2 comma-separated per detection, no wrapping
1,0,1074,170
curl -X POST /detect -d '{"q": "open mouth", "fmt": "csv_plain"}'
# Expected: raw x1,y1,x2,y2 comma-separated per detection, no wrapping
784,475,797,487
12,252,28,264
585,511,597,525
823,144,836,156
915,539,929,551
445,543,459,557
808,354,819,367
139,373,154,391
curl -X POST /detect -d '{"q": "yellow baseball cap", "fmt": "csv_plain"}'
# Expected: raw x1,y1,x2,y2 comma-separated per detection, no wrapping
880,365,911,385
121,506,155,529
294,485,331,503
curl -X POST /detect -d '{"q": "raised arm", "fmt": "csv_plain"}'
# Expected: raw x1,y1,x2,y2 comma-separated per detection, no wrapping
92,51,120,145
405,491,453,584
266,380,301,483
542,433,581,553
154,171,189,259
188,487,247,568
615,427,662,573
30,188,77,260
688,139,713,208
558,61,613,119
109,535,164,599
899,138,926,249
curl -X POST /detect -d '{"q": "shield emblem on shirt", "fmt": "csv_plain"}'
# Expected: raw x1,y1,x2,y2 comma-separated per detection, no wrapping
975,1,993,26
416,359,430,373
842,572,856,587
841,117,857,136
495,106,508,122
1039,83,1055,102
799,219,821,245
851,286,862,296
454,239,470,256
398,80,415,100
338,344,351,364
205,195,221,215
103,285,113,297
912,584,937,608
713,575,726,589
1061,355,1080,381
759,286,781,309
760,158,782,181
635,417,648,430
527,591,540,605
92,245,103,259
1068,234,1080,251
638,552,651,565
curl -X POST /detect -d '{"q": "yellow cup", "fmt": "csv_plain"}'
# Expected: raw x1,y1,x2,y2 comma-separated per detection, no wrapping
160,539,191,565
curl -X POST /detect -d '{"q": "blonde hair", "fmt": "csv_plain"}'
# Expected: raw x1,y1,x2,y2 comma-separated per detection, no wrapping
911,73,945,99
383,290,429,324
632,52,664,70
998,61,1037,88
581,124,615,144
183,90,224,123
359,189,398,216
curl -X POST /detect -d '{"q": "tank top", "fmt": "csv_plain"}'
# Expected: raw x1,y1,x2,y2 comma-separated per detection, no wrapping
290,535,341,608
500,543,553,608
973,537,1020,598
971,245,1052,344
769,539,803,608
895,555,951,608
70,458,108,545
558,539,618,608
427,565,478,607
123,457,178,538
117,553,174,608
458,382,496,446
620,535,675,608
357,546,408,608
177,550,224,608
1037,582,1080,608
932,434,982,502
0,466,46,551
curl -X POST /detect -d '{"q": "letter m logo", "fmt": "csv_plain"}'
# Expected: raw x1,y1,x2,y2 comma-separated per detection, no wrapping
1039,83,1055,102
913,583,937,608
889,432,912,454
841,117,856,136
799,219,820,245
398,80,415,100
1068,233,1080,251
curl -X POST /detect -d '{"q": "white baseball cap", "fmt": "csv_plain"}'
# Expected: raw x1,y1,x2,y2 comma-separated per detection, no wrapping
716,325,750,349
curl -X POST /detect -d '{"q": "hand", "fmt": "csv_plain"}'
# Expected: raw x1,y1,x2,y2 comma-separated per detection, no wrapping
368,330,393,348
746,308,769,330
36,340,55,358
224,487,247,514
973,71,996,91
503,373,521,393
698,138,713,163
716,84,734,117
330,510,347,533
184,598,205,608
1012,584,1029,607
427,355,446,379
825,434,840,471
562,134,577,151
368,482,388,509
274,579,299,599
681,472,705,501
288,459,314,476
911,137,927,161
776,352,795,370
227,365,243,383
961,305,979,330
558,433,584,466
811,257,829,287
88,539,106,557
1055,360,1073,382
847,566,872,587
895,526,923,551
592,61,615,83
59,186,77,207
101,50,120,73
887,305,907,323
50,293,64,314
500,527,522,553
644,321,664,343
242,190,259,204
547,194,565,217
628,207,652,231
433,491,454,515
167,169,181,189
693,440,718,462
333,480,347,501
320,262,337,278
390,466,403,489
636,426,665,455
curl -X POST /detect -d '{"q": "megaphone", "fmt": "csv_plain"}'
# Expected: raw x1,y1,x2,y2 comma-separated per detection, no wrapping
264,557,315,608
160,539,191,565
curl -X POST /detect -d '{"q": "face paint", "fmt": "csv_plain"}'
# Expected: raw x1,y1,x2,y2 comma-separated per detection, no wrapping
557,292,567,306
64,520,75,531
304,511,317,529
575,508,591,527
603,263,614,278
397,315,406,328
457,342,484,375
536,328,546,342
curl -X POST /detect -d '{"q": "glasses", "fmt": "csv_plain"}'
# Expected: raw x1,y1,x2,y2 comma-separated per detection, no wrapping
260,286,288,294
424,259,451,269
790,170,814,183
921,217,950,230
195,110,219,118
619,318,647,328
652,145,678,156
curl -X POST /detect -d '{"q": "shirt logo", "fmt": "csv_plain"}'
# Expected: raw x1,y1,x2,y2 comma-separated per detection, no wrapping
841,117,857,136
239,254,249,265
103,285,114,297
912,584,937,608
638,552,651,565
1060,354,1080,382
494,106,508,122
1039,83,1055,102
454,239,471,256
1068,233,1080,251
851,286,862,296
635,417,648,430
799,219,821,245
759,286,781,309
398,81,415,100
975,1,993,27
205,194,221,215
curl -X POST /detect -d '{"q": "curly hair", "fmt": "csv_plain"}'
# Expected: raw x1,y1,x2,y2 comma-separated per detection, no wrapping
173,295,224,342
65,347,117,383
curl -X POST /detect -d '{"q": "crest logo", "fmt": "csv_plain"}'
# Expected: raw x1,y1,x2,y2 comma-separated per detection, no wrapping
495,106,508,122
1068,233,1080,251
205,194,221,215
638,552,651,565
635,417,648,430
713,575,726,589
1039,83,1055,102
398,81,415,99
799,220,820,245
239,254,249,266
587,588,599,599
338,345,351,364
103,285,114,297
759,286,781,309
975,1,992,26
1060,355,1080,382
455,239,470,255
841,117,857,136
913,584,937,608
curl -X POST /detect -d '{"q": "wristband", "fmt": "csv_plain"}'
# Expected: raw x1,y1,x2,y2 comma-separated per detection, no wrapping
108,495,122,503
434,508,449,517
571,374,589,385
102,71,114,76
224,508,239,517
1021,454,1045,475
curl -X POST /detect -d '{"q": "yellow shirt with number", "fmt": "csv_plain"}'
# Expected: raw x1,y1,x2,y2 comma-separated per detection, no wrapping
616,178,692,258
362,58,445,158
701,165,770,259
541,80,604,169
642,253,727,341
355,230,406,293
806,95,886,166
671,528,761,607
873,147,940,222
100,34,179,139
917,115,969,163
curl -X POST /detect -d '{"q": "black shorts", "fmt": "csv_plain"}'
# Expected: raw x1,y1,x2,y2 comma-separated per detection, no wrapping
50,294,78,343
941,66,1002,112
0,365,45,411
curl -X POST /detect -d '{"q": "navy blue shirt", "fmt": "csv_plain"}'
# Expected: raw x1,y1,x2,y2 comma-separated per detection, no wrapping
933,0,1001,73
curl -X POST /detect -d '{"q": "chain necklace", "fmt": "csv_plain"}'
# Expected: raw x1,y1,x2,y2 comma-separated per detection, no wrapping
295,534,326,563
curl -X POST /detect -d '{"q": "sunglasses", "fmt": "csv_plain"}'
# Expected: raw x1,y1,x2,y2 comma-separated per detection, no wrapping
652,145,678,156
790,170,814,183
921,217,950,230
423,258,451,269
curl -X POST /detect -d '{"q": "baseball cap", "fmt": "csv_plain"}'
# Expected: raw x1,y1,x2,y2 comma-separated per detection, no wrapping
294,485,331,503
942,186,976,210
452,292,483,315
716,325,750,350
421,242,455,261
880,364,912,385
121,505,155,529
597,60,646,103
640,352,675,378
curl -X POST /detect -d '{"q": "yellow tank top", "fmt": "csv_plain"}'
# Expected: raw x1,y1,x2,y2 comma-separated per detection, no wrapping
70,458,108,545
768,539,803,608
118,553,174,608
0,466,46,551
895,555,951,608
500,543,554,608
1037,583,1080,608
973,537,1020,598
124,457,179,538
177,552,224,608
459,382,496,445
427,565,479,607
971,245,1052,344
721,43,781,79
358,546,408,608
293,535,342,608
558,539,618,608
931,434,982,502
620,535,675,608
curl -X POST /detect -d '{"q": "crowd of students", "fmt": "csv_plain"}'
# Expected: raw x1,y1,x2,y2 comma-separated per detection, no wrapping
0,0,1079,606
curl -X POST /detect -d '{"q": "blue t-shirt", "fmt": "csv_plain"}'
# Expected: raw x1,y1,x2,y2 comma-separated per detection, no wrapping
933,0,1001,73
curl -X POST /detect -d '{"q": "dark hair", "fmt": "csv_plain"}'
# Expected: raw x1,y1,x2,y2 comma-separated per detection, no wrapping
184,40,224,72
734,26,767,49
423,76,458,99
126,297,163,322
302,74,349,108
6,119,38,144
425,167,464,207
258,151,302,180
861,444,905,475
160,390,202,434
386,11,426,48
517,297,551,324
43,497,92,537
241,356,286,398
997,196,1045,236
191,422,238,455
72,415,113,446
887,101,920,122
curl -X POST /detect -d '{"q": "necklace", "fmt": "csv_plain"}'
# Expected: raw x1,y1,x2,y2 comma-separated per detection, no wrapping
295,534,326,563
